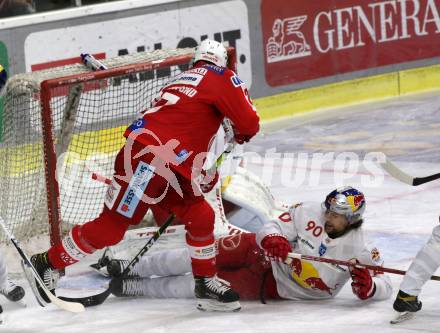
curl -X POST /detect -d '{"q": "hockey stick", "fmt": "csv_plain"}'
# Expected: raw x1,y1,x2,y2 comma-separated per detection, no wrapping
286,253,440,281
58,213,176,306
381,156,440,186
0,217,85,312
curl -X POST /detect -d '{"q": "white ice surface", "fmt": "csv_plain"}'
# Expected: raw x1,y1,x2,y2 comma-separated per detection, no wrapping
2,92,440,332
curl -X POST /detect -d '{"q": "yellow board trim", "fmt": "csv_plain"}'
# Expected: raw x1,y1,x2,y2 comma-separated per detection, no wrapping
254,64,440,121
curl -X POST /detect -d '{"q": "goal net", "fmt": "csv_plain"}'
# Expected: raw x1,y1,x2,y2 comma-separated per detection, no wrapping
0,47,237,245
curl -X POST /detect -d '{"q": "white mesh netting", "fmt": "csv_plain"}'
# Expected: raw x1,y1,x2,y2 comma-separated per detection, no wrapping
0,48,195,243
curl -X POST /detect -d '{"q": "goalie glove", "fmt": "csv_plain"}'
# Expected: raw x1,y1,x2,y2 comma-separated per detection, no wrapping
260,234,292,262
349,262,376,300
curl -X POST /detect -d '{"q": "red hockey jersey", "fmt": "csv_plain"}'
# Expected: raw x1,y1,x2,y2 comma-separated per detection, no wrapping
124,62,259,180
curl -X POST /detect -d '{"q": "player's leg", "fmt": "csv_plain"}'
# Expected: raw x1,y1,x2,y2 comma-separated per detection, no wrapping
110,274,194,299
30,141,169,302
170,185,240,311
0,251,25,302
216,233,278,300
216,233,269,270
106,247,192,278
394,225,440,312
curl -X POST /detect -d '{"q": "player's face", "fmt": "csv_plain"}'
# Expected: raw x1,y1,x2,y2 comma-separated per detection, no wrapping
324,210,349,238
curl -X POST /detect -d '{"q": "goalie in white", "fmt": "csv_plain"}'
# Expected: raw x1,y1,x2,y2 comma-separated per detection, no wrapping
99,182,392,303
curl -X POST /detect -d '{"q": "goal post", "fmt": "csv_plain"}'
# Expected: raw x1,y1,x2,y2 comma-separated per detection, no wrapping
0,47,237,246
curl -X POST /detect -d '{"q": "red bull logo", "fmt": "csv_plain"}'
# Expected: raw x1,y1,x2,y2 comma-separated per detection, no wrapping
289,258,336,295
352,194,365,210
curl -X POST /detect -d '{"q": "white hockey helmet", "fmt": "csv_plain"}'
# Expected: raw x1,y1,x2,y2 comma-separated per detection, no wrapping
193,39,228,68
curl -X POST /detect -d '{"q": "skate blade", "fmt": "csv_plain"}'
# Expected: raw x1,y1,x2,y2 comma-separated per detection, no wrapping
196,299,241,312
390,311,415,324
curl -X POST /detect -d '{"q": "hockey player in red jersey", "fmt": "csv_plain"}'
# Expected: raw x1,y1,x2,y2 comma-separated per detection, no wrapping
29,39,259,312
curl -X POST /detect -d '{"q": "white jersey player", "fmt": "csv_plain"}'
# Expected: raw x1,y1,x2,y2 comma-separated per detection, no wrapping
104,186,392,303
392,224,440,314
257,186,392,301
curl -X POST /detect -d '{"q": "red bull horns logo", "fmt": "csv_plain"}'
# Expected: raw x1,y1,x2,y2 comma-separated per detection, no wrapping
289,258,337,295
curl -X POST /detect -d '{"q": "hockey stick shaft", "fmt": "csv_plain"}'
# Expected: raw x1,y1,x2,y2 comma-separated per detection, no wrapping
59,212,176,306
120,213,176,277
287,253,440,281
381,157,440,186
0,217,85,312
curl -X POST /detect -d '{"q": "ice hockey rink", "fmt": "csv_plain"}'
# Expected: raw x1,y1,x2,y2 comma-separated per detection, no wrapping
2,90,440,333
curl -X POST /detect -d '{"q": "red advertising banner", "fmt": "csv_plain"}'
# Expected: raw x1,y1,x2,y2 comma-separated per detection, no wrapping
262,0,440,86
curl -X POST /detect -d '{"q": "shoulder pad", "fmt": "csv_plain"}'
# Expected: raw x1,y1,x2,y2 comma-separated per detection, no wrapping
203,64,226,75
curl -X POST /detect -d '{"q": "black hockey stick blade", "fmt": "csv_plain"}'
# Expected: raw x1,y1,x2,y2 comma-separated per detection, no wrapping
412,173,440,186
59,289,111,307
381,157,440,186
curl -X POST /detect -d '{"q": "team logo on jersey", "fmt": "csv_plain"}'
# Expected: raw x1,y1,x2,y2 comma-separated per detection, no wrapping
116,161,155,218
231,75,244,87
288,258,337,295
318,243,327,256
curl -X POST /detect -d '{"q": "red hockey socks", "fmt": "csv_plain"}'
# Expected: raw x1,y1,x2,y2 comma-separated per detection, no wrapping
48,225,95,269
186,233,216,277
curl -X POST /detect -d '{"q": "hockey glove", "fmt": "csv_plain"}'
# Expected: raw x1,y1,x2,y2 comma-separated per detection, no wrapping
261,234,292,262
350,264,376,300
234,133,252,145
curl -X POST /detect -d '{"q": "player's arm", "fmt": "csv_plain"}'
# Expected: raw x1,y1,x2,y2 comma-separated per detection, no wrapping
256,207,298,262
350,246,393,301
214,70,259,144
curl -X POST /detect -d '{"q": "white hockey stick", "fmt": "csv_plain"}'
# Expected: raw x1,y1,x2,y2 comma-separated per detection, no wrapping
381,156,440,186
0,217,84,313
